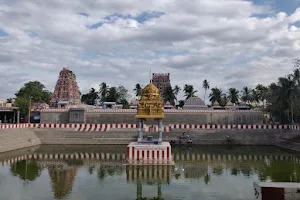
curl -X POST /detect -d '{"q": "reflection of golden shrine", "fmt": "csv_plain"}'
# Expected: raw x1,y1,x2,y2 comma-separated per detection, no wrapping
126,165,172,184
126,165,172,200
136,83,164,119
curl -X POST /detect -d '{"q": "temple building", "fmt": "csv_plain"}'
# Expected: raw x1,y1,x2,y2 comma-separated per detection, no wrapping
129,98,138,109
183,97,208,110
50,68,81,108
152,73,171,96
164,101,174,109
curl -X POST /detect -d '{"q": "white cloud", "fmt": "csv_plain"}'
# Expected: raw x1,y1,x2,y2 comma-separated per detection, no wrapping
0,0,299,101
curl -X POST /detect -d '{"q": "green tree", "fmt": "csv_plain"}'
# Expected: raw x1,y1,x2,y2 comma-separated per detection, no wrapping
178,100,185,108
15,81,51,115
106,87,119,102
134,83,143,98
241,86,253,104
228,88,239,104
252,89,260,103
209,87,222,105
255,84,268,115
183,84,197,99
10,160,42,181
117,85,130,101
173,85,181,105
99,82,109,102
202,79,210,104
219,94,228,107
163,86,176,105
81,87,99,105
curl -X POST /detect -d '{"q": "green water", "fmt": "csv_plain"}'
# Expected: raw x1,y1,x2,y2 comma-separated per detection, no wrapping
0,145,300,200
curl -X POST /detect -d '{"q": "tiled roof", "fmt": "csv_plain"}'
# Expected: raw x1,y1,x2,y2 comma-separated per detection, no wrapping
213,102,220,106
184,97,205,106
226,102,234,106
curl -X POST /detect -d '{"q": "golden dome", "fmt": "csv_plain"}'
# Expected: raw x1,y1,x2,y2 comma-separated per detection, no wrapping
142,83,160,95
136,82,164,119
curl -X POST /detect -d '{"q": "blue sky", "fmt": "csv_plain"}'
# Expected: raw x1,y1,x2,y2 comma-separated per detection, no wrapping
0,0,299,101
253,0,299,14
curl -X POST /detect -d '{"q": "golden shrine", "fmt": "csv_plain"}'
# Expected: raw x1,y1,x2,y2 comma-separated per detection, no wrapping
136,83,165,119
126,81,173,165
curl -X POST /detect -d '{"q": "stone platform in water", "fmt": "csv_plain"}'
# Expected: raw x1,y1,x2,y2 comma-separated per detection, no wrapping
126,142,173,165
253,182,300,200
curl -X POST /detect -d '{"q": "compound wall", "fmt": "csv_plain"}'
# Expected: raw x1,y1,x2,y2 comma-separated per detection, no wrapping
40,109,263,124
40,110,69,124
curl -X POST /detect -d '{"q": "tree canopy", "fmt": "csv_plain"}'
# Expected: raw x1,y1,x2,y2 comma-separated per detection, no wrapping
81,83,131,108
14,81,52,115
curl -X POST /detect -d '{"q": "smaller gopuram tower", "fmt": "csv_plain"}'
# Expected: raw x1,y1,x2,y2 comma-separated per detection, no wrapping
126,81,173,165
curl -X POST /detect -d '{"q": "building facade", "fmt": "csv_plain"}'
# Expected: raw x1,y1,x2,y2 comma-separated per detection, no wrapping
50,68,81,107
151,73,171,97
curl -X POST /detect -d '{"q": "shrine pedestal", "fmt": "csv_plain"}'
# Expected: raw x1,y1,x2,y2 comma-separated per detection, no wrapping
126,142,173,165
253,182,300,200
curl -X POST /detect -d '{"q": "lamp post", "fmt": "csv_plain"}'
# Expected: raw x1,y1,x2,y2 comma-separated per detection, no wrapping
28,96,32,124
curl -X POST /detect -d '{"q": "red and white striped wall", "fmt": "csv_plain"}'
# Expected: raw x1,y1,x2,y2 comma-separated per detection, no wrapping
0,152,127,166
169,124,300,130
43,108,261,113
0,124,29,129
126,142,172,161
0,123,300,131
144,125,171,132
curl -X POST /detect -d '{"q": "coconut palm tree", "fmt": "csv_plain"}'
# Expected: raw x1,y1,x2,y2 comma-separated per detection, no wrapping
173,85,181,105
202,79,210,104
106,87,119,102
183,84,197,99
241,86,253,104
134,83,143,98
254,84,268,115
219,94,228,107
228,88,239,104
162,86,176,105
209,87,222,105
99,82,109,102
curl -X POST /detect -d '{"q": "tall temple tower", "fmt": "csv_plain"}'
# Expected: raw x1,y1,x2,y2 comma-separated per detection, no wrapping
50,68,81,107
151,73,171,96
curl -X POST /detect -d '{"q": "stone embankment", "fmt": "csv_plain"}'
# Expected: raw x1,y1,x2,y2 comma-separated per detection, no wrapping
275,135,300,151
0,123,300,153
0,128,41,153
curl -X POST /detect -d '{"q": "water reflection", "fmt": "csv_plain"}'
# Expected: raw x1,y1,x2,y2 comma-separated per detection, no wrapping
48,166,77,199
0,145,300,200
10,159,42,181
126,165,172,200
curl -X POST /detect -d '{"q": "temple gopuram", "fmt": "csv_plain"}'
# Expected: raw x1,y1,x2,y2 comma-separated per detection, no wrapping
50,68,81,108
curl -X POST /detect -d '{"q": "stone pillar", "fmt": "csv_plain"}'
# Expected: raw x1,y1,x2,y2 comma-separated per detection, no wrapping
158,119,163,143
17,111,20,124
137,119,143,142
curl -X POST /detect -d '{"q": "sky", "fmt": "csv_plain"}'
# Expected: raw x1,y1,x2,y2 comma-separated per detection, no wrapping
0,0,300,102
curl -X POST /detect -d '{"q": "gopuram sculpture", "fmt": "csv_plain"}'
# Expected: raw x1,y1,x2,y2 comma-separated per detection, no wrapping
136,82,165,143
